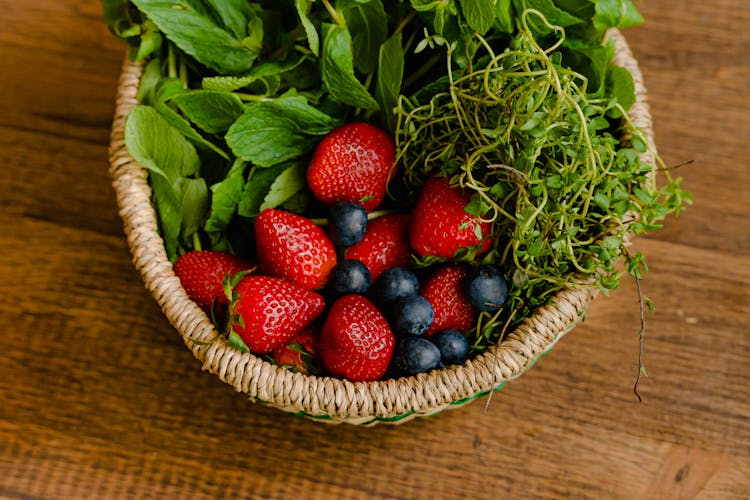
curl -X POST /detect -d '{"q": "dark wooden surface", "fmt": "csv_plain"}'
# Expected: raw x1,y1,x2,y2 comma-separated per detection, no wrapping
1,1,748,498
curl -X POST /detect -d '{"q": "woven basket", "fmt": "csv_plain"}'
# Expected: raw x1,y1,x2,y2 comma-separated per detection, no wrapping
108,29,653,426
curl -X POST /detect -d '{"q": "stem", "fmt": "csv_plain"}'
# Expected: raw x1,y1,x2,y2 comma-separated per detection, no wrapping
167,44,177,79
632,267,647,403
235,93,271,102
321,0,345,27
192,232,202,252
393,11,417,36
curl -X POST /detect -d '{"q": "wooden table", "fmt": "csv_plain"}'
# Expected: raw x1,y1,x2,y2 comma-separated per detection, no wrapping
1,1,748,498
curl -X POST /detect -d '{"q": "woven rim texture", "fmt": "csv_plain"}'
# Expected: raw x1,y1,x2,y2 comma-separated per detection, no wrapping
108,29,653,426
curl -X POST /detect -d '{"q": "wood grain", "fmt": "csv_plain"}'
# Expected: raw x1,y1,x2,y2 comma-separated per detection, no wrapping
0,1,748,498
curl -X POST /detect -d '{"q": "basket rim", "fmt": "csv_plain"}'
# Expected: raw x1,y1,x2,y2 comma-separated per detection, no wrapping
107,28,653,425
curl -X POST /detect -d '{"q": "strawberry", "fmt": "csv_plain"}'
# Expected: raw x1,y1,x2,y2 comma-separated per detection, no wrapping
173,250,253,312
254,208,337,290
270,325,320,375
421,265,477,337
229,275,325,354
345,214,411,281
319,294,395,382
409,177,493,259
307,122,396,211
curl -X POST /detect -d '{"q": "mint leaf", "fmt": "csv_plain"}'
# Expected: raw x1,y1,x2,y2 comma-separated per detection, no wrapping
593,0,644,31
170,90,246,134
321,23,379,111
461,0,498,35
125,105,200,181
226,96,341,167
155,101,230,160
204,0,253,39
260,161,307,211
374,33,404,133
131,0,257,74
338,0,388,74
238,163,290,217
494,0,514,33
295,0,320,56
179,177,209,238
205,159,246,233
605,64,636,117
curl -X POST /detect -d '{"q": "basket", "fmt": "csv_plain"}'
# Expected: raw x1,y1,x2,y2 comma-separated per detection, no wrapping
107,29,654,426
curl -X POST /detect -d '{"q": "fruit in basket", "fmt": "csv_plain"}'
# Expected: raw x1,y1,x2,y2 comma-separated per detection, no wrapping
327,201,368,247
392,336,442,376
345,214,411,281
229,275,325,354
464,265,508,312
390,295,435,337
432,329,470,366
421,266,477,337
307,122,396,211
270,326,320,375
319,294,395,382
409,177,493,259
254,208,337,290
371,267,420,305
173,250,252,313
328,259,372,295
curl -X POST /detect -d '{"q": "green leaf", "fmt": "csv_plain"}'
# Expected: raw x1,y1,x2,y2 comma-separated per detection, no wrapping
205,159,247,233
226,96,341,167
154,101,231,160
136,58,164,105
135,23,163,60
125,105,200,181
179,177,209,237
494,0,514,33
238,163,291,217
461,0,497,35
131,0,257,74
593,0,644,31
338,0,388,74
374,33,404,133
515,0,582,35
227,331,250,352
170,90,246,134
204,0,252,39
321,23,379,111
201,57,306,92
260,161,307,211
150,175,182,260
295,0,320,56
605,65,636,117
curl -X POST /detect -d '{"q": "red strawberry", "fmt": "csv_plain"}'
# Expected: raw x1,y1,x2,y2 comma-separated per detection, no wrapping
173,250,253,312
229,275,325,354
409,177,493,259
421,265,477,337
319,294,395,382
307,122,396,211
255,209,337,290
344,214,411,281
270,325,320,375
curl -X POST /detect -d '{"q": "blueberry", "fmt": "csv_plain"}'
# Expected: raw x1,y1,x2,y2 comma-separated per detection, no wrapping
328,201,367,247
392,336,441,376
432,329,469,366
328,259,371,294
371,267,420,304
391,295,434,336
465,265,508,311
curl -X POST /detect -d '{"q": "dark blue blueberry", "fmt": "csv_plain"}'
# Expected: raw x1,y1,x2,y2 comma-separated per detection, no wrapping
328,259,371,295
392,336,441,376
328,201,367,247
371,267,420,304
432,329,469,366
391,295,434,336
465,265,508,311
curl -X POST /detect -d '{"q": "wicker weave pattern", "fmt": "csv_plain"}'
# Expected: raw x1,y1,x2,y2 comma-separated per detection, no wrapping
108,29,652,425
